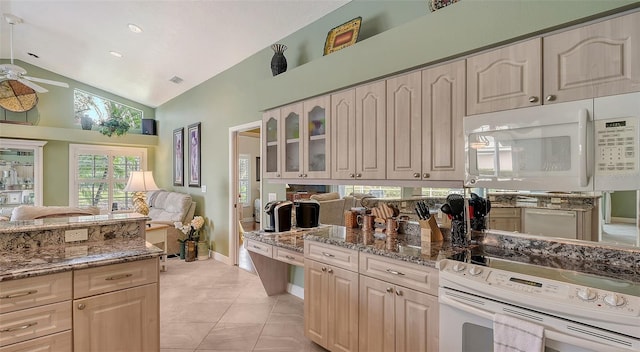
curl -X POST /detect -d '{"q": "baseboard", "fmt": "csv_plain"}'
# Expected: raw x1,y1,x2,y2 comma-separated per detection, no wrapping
212,251,231,265
611,217,636,224
287,283,304,300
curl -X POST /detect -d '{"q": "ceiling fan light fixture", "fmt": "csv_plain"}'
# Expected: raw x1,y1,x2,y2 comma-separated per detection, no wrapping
128,23,143,33
109,51,123,58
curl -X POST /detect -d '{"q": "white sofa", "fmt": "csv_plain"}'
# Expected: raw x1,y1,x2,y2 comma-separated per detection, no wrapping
146,190,196,255
309,192,373,226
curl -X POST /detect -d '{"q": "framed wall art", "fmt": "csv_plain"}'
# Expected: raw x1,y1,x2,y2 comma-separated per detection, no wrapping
323,17,362,55
173,127,184,186
187,122,201,187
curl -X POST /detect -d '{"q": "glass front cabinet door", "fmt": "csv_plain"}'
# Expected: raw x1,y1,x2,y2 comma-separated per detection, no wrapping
262,109,281,178
303,96,330,179
281,103,303,179
0,139,47,214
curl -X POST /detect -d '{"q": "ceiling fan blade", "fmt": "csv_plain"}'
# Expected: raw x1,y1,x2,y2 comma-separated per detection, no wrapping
17,78,48,93
23,76,69,88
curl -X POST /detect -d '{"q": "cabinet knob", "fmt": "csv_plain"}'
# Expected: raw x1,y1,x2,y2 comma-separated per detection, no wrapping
77,303,86,310
528,96,539,103
386,287,393,293
303,174,308,178
546,95,556,102
327,268,333,274
413,173,420,178
422,173,430,178
395,289,403,296
355,173,362,178
298,174,303,178
321,267,327,272
349,173,355,178
276,174,280,178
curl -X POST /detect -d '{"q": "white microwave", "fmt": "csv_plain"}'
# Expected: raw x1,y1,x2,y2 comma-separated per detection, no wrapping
464,92,640,192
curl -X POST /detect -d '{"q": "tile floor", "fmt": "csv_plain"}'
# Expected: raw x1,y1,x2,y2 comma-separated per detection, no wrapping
160,257,326,352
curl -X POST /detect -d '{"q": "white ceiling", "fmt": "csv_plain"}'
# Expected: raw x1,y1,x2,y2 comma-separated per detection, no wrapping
0,0,349,108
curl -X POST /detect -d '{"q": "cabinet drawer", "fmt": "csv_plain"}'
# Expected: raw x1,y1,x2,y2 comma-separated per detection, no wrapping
0,330,71,352
359,253,438,295
0,301,71,347
73,258,158,299
490,208,521,218
245,239,273,258
304,241,358,272
273,247,304,266
0,272,72,314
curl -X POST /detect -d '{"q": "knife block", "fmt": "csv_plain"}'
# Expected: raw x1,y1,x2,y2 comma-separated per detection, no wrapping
419,216,443,243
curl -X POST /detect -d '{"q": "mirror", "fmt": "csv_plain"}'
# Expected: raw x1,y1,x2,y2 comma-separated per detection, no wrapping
484,189,639,248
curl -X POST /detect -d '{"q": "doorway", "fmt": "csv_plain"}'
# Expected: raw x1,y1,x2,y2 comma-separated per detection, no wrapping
600,190,640,247
228,121,261,269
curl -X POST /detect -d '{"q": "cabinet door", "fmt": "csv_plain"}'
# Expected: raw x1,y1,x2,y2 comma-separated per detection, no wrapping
386,71,422,180
0,139,46,208
359,276,394,352
304,260,328,347
262,109,281,178
73,283,159,352
467,38,542,115
543,11,640,103
422,61,466,181
356,81,387,180
281,103,304,179
331,89,357,180
394,287,438,352
303,96,331,179
327,265,359,352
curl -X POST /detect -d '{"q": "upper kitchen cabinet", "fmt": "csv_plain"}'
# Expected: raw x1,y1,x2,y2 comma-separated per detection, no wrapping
466,38,542,115
331,81,386,180
262,109,281,178
0,139,46,210
421,60,466,181
543,11,640,104
386,71,422,180
281,98,331,180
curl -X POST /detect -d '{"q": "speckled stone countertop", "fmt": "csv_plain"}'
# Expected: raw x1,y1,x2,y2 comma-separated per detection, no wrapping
0,213,163,281
243,229,306,253
488,192,599,211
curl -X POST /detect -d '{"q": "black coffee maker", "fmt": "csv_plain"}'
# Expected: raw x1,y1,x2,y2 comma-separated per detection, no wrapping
264,200,293,232
295,199,320,228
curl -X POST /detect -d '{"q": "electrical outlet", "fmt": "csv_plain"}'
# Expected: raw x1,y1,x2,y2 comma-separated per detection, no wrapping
201,185,207,193
65,228,88,242
268,193,277,202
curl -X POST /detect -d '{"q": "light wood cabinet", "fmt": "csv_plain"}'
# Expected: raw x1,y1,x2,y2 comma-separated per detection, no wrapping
421,61,466,181
386,71,422,180
73,258,159,352
467,38,542,115
331,81,386,180
262,108,282,178
543,11,640,104
304,259,359,352
281,103,304,179
488,207,522,232
359,275,439,352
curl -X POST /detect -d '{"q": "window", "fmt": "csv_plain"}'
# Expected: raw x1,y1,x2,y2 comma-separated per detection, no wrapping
238,154,250,207
421,188,464,197
73,89,143,131
69,144,148,211
338,185,401,199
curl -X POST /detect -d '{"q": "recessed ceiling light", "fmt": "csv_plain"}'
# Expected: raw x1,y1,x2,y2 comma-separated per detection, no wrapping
128,23,143,33
110,51,123,58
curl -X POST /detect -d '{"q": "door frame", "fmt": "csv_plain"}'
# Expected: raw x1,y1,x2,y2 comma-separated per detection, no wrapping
228,120,261,266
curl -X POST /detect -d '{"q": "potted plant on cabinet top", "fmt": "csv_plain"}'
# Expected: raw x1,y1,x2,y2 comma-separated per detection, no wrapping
98,102,131,137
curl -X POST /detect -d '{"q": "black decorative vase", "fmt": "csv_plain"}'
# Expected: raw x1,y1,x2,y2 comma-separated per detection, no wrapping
270,44,287,76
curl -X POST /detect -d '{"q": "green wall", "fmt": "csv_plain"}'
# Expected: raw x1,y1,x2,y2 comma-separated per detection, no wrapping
156,0,639,258
611,191,638,219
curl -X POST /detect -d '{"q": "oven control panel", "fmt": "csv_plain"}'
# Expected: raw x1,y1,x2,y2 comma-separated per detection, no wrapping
439,259,639,318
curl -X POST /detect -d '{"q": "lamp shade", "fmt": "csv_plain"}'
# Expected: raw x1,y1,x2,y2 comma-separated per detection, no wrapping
124,171,160,192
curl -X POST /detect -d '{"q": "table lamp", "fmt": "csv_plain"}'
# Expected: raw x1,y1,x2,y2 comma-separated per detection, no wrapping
124,171,159,215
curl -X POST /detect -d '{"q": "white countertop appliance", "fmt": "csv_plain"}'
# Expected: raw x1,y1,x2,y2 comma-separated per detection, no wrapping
439,253,639,352
464,92,640,191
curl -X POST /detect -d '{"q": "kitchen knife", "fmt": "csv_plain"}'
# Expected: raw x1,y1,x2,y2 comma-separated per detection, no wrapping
418,201,429,219
415,206,423,219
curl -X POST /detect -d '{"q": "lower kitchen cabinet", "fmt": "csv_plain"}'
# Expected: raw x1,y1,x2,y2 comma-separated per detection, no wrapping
488,207,522,232
304,259,359,352
359,275,438,352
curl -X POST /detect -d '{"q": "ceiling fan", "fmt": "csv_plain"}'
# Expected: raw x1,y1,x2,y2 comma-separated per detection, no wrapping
0,14,69,93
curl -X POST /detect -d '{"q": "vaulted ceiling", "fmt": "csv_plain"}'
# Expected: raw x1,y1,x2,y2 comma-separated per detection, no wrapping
0,1,349,108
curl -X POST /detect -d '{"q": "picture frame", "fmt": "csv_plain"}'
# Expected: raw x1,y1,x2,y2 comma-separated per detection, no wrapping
173,128,184,186
256,157,261,182
323,17,362,55
187,122,201,187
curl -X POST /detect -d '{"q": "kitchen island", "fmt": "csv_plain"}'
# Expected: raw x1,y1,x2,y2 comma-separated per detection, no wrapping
0,213,162,351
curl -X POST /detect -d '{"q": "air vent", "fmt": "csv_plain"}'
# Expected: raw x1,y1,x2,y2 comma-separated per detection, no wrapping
169,76,183,84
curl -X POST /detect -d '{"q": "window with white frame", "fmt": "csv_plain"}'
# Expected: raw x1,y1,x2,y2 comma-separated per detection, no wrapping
73,89,144,131
238,154,250,207
69,144,147,211
338,185,402,199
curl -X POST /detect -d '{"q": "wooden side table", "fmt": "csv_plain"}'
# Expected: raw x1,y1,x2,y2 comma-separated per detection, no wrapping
146,223,169,272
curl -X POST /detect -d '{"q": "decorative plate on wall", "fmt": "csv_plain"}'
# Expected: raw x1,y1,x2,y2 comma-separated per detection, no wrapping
0,80,38,112
324,17,362,55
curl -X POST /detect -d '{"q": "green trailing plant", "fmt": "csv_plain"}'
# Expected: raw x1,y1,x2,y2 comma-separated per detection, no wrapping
98,102,131,137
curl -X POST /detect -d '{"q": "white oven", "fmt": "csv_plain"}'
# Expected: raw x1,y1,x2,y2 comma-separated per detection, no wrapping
438,258,640,352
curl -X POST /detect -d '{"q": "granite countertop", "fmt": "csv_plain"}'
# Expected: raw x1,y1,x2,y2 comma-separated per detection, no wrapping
0,212,149,233
0,236,163,282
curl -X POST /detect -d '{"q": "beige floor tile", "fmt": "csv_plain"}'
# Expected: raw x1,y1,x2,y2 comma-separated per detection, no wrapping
160,321,215,350
196,322,262,350
217,303,274,324
161,349,195,352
